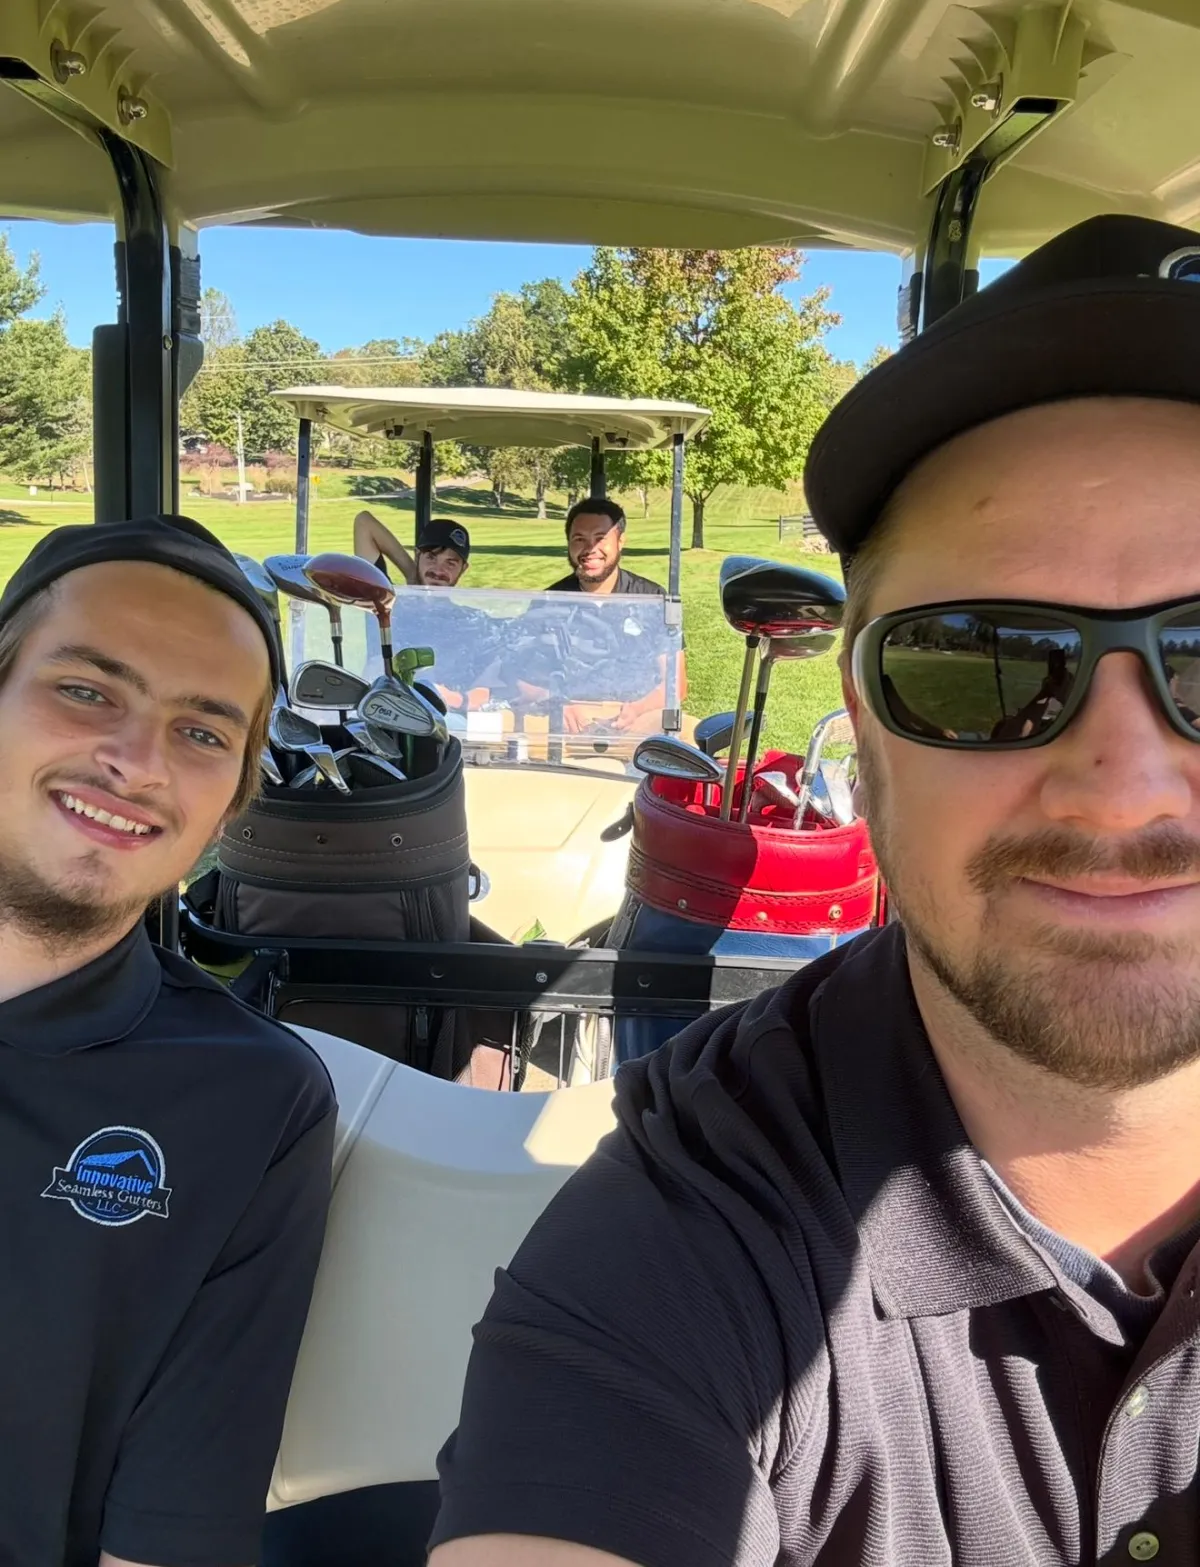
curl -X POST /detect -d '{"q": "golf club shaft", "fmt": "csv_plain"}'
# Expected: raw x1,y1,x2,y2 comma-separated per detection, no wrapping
736,644,774,823
720,636,760,822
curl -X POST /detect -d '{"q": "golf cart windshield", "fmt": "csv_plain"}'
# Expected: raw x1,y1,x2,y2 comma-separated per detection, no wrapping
288,585,684,768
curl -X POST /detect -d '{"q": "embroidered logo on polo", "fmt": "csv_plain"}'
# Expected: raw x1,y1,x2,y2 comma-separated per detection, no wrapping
42,1125,172,1227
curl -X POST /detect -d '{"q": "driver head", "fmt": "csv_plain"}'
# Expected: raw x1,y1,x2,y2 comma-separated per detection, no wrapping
718,557,846,640
305,552,397,614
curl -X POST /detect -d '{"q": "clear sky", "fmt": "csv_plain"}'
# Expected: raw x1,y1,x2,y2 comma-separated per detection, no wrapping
4,220,1008,368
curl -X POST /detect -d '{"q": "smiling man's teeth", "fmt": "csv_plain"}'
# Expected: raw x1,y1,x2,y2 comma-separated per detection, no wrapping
58,792,153,836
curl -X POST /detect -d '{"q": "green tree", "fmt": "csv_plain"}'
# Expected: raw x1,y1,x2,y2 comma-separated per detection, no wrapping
0,313,90,491
183,318,326,458
420,284,574,516
566,247,840,547
863,343,893,372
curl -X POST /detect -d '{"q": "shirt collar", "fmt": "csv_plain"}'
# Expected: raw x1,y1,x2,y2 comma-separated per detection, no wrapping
811,925,1056,1318
0,922,162,1056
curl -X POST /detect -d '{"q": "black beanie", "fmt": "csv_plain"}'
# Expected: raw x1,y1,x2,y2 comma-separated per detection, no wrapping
0,514,283,689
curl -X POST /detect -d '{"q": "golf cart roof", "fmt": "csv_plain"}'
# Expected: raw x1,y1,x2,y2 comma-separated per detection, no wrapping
2,0,1198,256
273,387,711,450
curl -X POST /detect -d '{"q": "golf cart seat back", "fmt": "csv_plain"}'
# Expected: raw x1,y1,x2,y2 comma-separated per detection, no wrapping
264,1026,616,1561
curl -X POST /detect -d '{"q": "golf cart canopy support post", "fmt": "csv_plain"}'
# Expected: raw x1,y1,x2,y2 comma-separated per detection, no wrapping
294,417,313,553
589,438,606,499
415,431,434,543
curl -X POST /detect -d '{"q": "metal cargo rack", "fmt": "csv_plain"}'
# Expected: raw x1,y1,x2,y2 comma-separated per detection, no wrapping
180,904,800,1084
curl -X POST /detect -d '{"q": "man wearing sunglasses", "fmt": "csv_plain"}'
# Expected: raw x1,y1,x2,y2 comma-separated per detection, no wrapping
430,214,1200,1567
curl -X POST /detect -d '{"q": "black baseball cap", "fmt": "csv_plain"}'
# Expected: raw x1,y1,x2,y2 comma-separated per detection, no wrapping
0,513,283,688
417,520,470,561
805,214,1200,560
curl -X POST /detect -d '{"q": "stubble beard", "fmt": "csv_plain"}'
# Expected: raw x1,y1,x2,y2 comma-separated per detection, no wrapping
0,841,158,949
856,732,1200,1091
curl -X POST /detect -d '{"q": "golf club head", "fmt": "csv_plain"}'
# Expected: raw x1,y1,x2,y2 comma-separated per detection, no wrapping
232,553,277,602
695,711,737,757
718,557,846,640
753,769,802,812
817,758,856,826
269,704,326,754
768,629,839,661
291,660,370,710
264,553,323,606
259,748,285,787
393,646,437,683
345,718,405,762
359,678,445,739
289,747,357,790
305,552,396,616
633,735,723,783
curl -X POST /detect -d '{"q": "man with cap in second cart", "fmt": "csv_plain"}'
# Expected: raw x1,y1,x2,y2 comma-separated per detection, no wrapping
354,508,471,587
0,513,335,1567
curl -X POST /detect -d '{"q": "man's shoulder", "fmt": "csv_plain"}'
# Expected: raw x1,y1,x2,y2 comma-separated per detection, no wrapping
152,946,335,1114
617,569,665,596
545,573,578,593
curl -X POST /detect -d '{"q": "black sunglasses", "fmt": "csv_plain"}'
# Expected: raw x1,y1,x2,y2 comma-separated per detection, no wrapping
853,597,1200,750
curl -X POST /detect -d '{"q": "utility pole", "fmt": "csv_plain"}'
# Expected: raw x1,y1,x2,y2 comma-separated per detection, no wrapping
236,410,248,504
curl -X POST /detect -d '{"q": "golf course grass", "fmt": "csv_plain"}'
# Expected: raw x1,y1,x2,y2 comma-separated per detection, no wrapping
0,476,846,755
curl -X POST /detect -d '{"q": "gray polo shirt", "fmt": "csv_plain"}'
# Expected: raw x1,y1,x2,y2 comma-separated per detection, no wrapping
433,925,1200,1567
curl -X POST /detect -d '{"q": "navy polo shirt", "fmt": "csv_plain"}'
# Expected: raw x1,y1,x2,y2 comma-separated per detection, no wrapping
0,923,335,1566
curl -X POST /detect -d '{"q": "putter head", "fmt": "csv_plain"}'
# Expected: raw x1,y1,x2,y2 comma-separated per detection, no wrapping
305,552,396,616
633,735,723,783
718,556,846,640
393,646,437,682
359,679,443,738
292,660,370,710
694,711,737,758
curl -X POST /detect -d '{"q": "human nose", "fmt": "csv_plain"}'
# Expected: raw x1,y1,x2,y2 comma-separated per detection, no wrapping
93,712,172,792
1039,652,1194,831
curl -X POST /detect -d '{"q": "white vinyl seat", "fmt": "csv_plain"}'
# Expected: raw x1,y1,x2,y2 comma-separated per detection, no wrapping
269,1027,618,1511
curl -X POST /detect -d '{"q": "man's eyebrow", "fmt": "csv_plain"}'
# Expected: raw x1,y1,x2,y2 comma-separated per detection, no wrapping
47,644,151,694
45,644,250,731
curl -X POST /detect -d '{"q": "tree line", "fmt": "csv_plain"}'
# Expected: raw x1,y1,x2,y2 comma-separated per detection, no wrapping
0,233,889,546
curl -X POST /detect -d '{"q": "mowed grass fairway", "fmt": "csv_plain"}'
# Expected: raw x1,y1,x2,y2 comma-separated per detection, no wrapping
0,478,846,754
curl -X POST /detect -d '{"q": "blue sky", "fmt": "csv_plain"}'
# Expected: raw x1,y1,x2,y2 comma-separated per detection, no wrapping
4,220,1007,367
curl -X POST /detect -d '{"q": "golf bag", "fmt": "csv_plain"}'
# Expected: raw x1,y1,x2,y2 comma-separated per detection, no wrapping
204,735,480,1078
609,753,884,1064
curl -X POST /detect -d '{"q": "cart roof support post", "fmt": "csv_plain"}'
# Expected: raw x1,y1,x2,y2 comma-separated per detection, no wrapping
294,416,313,552
661,430,686,734
589,437,606,499
415,430,434,546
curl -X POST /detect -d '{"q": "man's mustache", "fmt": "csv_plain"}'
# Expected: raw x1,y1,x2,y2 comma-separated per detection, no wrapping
968,825,1200,897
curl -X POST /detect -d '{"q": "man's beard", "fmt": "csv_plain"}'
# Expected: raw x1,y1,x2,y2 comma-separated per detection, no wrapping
857,735,1200,1090
0,843,156,948
574,555,617,586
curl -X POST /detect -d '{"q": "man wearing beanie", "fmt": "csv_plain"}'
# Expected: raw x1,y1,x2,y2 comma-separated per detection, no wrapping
431,216,1200,1567
0,514,334,1567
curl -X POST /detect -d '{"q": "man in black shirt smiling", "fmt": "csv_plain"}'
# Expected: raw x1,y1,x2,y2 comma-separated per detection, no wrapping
0,514,335,1567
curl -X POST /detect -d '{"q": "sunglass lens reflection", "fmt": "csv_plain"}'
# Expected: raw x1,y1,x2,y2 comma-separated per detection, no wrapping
880,611,1083,743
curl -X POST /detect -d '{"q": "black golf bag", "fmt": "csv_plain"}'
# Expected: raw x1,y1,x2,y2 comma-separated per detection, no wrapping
189,736,504,1080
